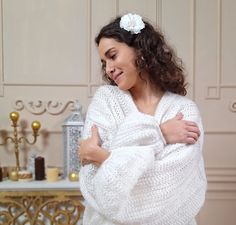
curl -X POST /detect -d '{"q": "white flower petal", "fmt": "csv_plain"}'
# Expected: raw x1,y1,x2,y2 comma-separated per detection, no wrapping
120,13,145,34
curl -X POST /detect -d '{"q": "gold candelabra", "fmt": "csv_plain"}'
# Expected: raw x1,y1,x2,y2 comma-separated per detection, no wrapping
0,112,41,172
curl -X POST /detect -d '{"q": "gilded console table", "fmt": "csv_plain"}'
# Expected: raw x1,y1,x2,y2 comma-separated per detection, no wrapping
0,180,84,225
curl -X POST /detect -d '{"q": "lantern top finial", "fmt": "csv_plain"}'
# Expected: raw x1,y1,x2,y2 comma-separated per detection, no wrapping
72,100,82,112
62,100,84,126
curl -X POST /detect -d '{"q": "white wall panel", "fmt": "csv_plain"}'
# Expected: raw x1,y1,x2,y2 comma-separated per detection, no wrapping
194,0,236,223
199,199,236,225
162,0,194,98
0,0,3,96
221,0,236,84
90,0,117,87
118,0,157,23
3,0,89,85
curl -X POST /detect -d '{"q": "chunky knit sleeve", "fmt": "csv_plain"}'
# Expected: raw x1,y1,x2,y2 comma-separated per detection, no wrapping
92,112,165,218
79,85,119,213
81,86,115,144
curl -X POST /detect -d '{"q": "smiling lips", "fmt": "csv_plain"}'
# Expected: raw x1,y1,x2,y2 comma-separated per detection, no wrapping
113,72,123,83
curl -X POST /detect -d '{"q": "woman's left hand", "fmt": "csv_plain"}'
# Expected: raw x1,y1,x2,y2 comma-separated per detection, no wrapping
160,112,200,144
79,125,110,166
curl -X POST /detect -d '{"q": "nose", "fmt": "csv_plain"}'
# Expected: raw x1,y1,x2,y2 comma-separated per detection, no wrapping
105,61,115,76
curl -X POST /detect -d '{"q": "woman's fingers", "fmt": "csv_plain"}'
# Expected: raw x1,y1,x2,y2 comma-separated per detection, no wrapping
91,125,102,145
81,159,91,166
186,137,196,144
184,121,201,137
186,131,199,141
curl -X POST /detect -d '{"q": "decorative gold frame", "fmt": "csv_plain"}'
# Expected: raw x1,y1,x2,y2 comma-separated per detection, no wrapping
0,190,84,225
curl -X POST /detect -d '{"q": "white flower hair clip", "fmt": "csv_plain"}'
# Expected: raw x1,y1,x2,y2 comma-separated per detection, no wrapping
120,13,145,34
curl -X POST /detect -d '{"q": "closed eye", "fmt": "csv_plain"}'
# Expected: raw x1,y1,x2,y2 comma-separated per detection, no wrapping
110,54,116,60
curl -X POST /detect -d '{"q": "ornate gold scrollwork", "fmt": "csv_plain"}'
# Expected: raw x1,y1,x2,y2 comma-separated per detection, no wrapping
13,100,76,115
0,191,84,225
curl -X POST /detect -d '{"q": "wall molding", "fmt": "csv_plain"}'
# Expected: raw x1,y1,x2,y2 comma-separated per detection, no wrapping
156,0,162,27
115,0,119,16
0,0,3,97
206,84,236,100
205,0,236,102
204,168,236,201
190,0,196,100
4,83,89,87
12,99,79,115
0,0,101,98
86,0,103,97
206,167,236,182
4,83,101,98
205,131,236,134
206,167,236,195
205,0,222,100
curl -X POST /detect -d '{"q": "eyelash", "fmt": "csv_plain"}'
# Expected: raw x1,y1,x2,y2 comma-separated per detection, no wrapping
110,54,116,59
101,53,117,71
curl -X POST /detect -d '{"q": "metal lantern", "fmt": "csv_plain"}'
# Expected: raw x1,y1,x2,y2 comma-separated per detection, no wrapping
62,101,84,179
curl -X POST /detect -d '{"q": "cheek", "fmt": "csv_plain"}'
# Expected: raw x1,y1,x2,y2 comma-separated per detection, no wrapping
124,73,138,87
131,73,139,82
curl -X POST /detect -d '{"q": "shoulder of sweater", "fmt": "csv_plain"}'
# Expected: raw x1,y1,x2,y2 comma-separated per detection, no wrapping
95,84,120,94
167,91,198,107
89,85,125,111
93,85,125,100
166,92,202,121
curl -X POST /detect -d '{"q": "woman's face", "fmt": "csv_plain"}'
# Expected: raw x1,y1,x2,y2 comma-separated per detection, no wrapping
98,38,141,91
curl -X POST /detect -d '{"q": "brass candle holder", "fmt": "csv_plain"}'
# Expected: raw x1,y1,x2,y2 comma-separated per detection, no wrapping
0,111,41,172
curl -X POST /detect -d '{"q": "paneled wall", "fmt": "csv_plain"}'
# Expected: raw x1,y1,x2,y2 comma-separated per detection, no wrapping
194,0,236,224
0,1,235,224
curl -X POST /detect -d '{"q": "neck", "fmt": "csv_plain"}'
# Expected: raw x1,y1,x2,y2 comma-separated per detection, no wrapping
128,75,164,115
129,79,163,102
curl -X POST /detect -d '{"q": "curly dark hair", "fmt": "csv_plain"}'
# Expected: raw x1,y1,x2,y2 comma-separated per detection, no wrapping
95,16,187,96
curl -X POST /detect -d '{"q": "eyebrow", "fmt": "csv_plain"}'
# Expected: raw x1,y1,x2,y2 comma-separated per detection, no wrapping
105,47,113,56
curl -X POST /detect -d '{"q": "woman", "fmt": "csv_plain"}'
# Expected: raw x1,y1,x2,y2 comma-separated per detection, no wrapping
79,13,207,225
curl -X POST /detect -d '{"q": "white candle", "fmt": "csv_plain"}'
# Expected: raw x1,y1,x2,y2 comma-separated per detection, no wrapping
46,167,59,182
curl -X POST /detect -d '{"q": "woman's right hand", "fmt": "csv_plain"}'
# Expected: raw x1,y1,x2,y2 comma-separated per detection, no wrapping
160,112,200,144
79,125,110,167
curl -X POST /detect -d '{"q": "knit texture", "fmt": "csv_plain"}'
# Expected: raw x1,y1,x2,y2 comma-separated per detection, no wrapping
80,85,207,225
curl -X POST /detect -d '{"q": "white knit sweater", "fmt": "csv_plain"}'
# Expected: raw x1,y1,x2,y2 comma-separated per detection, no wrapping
79,85,207,225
